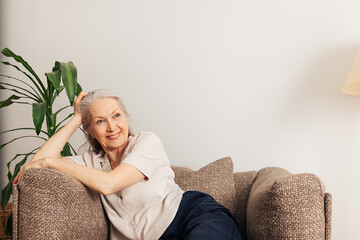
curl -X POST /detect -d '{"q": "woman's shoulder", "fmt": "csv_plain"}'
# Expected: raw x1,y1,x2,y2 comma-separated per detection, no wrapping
135,131,160,140
132,131,162,143
128,132,163,152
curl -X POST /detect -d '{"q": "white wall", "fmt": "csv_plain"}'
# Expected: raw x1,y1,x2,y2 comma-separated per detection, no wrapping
1,0,359,238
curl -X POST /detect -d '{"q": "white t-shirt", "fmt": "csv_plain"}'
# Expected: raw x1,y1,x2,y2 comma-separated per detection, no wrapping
68,132,184,240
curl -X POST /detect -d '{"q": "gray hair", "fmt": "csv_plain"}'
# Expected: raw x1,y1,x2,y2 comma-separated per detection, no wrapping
80,89,135,154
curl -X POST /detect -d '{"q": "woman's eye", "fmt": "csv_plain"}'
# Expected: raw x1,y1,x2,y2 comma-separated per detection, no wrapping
114,113,121,118
96,120,104,124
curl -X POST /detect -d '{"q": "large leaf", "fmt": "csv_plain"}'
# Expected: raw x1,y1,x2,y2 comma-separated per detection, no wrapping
60,61,77,106
1,48,46,93
0,95,21,108
32,102,46,135
45,69,61,94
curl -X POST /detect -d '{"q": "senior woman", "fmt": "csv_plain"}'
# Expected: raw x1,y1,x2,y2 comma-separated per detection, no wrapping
14,90,242,240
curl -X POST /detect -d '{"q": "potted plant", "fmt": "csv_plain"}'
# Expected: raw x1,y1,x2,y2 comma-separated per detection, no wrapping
0,48,82,237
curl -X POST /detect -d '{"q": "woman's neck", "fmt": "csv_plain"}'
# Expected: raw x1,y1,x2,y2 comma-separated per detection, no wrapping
105,141,129,168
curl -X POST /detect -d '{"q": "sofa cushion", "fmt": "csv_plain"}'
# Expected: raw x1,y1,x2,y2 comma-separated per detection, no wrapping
171,157,237,214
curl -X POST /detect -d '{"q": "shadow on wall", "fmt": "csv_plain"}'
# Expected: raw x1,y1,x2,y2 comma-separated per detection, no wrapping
268,45,360,173
281,45,359,119
0,0,5,202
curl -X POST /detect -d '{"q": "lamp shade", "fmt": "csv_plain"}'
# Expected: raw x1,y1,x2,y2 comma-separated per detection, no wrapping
343,49,360,96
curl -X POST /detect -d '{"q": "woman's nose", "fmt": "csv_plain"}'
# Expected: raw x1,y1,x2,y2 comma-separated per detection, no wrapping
106,119,116,131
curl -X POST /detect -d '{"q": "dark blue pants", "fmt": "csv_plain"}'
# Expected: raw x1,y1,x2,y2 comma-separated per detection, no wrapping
160,191,243,240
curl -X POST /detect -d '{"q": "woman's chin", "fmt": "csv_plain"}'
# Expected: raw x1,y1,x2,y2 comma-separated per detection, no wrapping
102,137,128,152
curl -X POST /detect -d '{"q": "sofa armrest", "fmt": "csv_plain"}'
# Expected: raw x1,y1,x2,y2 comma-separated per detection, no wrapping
12,168,109,240
246,167,331,240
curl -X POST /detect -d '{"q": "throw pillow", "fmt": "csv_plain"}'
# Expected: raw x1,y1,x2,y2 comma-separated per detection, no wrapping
171,157,237,214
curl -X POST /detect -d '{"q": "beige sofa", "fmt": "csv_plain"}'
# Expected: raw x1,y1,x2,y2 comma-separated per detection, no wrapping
12,157,332,239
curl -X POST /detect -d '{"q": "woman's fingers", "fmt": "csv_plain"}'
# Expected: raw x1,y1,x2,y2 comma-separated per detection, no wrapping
13,169,24,185
12,160,45,185
73,91,88,118
76,91,88,102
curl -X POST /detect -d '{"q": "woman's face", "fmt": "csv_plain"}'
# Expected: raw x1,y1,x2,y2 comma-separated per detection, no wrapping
88,97,129,153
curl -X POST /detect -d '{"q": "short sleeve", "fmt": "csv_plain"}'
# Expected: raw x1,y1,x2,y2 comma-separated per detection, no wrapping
121,132,169,179
65,154,86,166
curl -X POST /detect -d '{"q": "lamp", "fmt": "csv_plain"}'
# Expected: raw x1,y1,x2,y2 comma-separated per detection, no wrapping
343,49,360,96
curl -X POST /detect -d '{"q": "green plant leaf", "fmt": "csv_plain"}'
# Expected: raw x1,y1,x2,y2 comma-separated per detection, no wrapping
52,61,61,72
0,61,45,99
67,142,78,155
6,148,39,171
61,142,72,157
45,69,61,94
1,48,47,93
54,113,73,132
0,74,43,101
54,105,70,116
60,61,77,106
0,127,49,137
32,102,46,135
59,85,65,93
76,82,82,95
0,82,38,102
0,135,46,150
1,153,30,222
6,169,12,182
1,155,29,213
1,187,9,229
5,213,12,237
0,95,21,108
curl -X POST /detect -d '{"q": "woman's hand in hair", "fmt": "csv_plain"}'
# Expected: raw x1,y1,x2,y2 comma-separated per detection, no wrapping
73,91,88,122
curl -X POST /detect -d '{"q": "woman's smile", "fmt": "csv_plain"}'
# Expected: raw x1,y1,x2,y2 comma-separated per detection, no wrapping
107,132,121,140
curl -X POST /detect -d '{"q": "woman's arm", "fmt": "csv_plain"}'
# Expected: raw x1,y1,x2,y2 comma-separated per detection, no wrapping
13,156,145,195
31,116,82,161
13,92,87,185
31,92,88,162
47,157,145,195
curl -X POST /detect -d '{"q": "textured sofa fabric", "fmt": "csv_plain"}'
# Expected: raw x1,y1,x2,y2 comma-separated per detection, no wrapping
172,157,237,213
233,171,258,238
246,167,331,240
13,168,109,240
12,157,332,240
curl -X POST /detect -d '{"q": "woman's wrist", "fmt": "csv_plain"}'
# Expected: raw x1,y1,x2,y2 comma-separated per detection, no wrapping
71,114,83,127
42,157,52,169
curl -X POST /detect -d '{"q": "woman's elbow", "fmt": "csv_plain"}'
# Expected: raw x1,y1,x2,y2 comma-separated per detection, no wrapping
97,178,119,196
98,189,112,196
